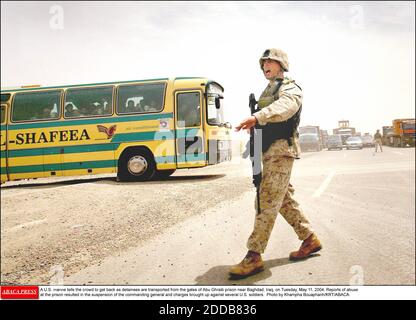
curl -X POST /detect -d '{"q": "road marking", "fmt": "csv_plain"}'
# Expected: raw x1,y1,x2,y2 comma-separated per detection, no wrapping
6,219,47,232
393,151,404,156
312,170,336,198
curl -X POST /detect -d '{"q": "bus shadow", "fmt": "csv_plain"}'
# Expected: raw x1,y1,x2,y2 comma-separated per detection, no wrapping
154,174,226,183
116,174,226,185
0,177,118,190
1,174,226,189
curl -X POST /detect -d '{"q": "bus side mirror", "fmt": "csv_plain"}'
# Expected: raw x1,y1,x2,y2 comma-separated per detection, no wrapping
215,97,221,109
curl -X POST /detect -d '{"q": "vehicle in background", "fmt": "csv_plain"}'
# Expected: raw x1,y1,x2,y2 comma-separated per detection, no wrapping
361,134,375,148
1,77,232,184
299,125,323,150
333,120,356,147
390,118,415,147
382,125,394,146
299,133,322,152
345,136,363,150
320,129,328,148
326,134,343,150
336,129,354,146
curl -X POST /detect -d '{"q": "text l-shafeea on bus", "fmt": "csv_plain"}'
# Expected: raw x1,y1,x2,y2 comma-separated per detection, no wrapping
0,77,232,183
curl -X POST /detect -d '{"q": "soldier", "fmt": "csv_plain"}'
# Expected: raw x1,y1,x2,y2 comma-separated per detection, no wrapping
374,129,383,152
230,48,322,278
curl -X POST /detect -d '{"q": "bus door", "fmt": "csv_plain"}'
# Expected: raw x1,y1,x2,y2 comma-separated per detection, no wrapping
1,104,8,182
175,91,206,168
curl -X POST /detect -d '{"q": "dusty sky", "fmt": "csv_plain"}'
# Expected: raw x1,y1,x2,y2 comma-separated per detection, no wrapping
1,1,415,136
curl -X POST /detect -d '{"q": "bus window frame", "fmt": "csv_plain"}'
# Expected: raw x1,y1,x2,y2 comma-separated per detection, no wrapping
1,93,11,103
63,85,115,119
206,93,225,127
205,81,225,127
1,104,6,124
115,81,167,116
10,89,63,124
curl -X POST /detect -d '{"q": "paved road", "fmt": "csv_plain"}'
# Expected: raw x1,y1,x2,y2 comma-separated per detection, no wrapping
1,146,415,285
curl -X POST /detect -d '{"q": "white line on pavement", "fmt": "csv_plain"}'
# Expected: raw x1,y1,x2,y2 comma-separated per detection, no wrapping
312,170,336,198
393,151,404,156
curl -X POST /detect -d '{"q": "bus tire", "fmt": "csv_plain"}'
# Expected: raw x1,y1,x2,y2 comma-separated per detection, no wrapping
155,169,176,180
118,148,156,182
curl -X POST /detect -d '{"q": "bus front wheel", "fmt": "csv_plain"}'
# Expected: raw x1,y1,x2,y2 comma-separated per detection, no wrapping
118,149,156,182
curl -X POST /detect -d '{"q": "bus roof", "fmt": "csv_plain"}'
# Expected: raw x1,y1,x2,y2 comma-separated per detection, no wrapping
0,76,212,93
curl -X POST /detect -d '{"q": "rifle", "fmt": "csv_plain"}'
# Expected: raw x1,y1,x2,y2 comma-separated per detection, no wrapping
249,93,262,214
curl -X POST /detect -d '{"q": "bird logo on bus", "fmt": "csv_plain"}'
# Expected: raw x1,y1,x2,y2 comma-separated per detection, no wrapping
97,124,117,139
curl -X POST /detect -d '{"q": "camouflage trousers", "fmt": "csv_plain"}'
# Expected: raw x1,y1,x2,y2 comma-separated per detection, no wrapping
247,145,314,254
374,139,383,152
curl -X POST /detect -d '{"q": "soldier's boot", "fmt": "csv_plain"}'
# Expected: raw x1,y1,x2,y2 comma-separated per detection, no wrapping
229,251,264,278
289,233,322,261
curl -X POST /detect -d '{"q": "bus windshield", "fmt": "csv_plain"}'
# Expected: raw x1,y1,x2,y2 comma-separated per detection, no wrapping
206,82,225,126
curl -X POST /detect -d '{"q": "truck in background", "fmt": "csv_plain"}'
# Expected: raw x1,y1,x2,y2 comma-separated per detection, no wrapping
361,133,375,148
320,129,328,148
333,120,356,147
299,125,323,152
382,126,394,146
390,118,415,147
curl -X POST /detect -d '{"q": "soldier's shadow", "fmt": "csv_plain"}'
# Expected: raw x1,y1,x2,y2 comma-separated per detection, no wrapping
194,254,320,285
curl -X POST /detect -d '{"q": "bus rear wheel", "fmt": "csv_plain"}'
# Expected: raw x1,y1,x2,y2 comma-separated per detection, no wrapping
118,149,156,182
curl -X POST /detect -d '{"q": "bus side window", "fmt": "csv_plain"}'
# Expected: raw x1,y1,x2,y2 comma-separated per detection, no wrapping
12,90,62,122
117,83,165,115
177,92,201,128
65,86,113,118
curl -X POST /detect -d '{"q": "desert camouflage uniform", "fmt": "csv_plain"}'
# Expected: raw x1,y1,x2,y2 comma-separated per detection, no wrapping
374,132,383,152
247,77,314,254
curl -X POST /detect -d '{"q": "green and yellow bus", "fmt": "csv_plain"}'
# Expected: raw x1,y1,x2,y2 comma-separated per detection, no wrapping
0,77,232,183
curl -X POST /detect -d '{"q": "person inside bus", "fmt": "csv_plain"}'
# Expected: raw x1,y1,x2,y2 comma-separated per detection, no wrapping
178,100,200,127
142,98,158,112
65,103,76,117
95,103,106,115
100,98,111,113
90,103,99,115
133,101,142,113
42,107,53,119
50,108,59,118
79,106,89,116
81,104,96,116
126,100,135,113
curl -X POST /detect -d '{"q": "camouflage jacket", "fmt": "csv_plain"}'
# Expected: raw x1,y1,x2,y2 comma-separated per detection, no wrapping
253,77,302,159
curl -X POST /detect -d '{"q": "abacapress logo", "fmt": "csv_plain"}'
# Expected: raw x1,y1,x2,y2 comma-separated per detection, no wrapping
1,286,39,299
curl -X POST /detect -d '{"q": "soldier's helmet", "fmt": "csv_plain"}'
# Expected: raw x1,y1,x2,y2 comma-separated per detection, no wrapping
259,48,289,72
